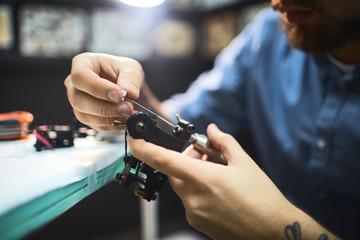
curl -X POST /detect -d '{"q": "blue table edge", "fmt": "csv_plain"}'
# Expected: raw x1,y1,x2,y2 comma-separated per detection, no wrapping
0,157,125,240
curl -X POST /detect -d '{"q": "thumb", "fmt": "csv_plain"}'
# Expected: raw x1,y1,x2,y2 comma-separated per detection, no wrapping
207,123,250,167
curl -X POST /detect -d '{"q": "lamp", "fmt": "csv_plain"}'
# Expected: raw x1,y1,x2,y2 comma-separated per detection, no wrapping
118,0,165,7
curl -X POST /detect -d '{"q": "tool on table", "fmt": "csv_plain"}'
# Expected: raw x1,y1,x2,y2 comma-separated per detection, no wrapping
33,125,75,151
116,94,224,201
0,111,33,140
33,119,94,151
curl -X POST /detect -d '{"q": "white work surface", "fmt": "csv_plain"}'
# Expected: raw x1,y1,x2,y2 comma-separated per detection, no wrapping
0,134,159,240
0,135,125,216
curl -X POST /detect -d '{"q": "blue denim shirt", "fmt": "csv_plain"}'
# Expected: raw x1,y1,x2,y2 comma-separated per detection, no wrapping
163,9,360,239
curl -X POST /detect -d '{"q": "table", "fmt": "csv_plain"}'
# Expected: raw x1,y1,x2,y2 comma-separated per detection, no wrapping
0,134,126,239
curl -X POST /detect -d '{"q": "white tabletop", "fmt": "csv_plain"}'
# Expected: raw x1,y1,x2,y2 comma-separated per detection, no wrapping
0,134,125,216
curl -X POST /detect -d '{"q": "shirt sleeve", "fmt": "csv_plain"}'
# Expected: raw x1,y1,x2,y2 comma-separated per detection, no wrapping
162,9,276,135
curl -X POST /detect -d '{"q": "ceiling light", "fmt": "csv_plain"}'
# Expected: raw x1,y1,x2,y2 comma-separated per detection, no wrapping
118,0,165,7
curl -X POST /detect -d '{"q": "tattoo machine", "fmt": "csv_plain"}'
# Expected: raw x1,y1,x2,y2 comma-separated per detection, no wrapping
116,94,225,201
33,119,94,151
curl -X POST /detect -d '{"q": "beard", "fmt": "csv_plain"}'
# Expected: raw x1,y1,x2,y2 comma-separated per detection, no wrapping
272,1,360,53
279,15,360,54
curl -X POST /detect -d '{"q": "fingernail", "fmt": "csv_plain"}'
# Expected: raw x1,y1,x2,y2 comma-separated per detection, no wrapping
122,90,127,101
209,123,219,132
118,103,130,115
121,90,127,101
108,90,120,103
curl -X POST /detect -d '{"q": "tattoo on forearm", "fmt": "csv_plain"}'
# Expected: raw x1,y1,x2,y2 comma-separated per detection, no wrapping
284,221,329,240
318,234,329,240
285,221,301,240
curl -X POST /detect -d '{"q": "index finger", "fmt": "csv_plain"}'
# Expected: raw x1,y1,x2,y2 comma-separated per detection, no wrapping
71,53,124,103
71,53,143,103
183,145,204,159
92,54,144,99
128,137,206,181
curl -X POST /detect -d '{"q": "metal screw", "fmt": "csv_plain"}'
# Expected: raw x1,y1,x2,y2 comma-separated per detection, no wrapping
186,124,195,133
173,125,183,135
135,121,146,133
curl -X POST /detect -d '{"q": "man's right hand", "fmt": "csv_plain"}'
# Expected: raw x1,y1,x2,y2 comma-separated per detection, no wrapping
65,52,144,131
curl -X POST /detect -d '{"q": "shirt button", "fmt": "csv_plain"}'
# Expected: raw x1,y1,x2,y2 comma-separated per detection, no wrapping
316,139,327,151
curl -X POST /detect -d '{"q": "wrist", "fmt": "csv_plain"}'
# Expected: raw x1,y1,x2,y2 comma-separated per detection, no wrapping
272,201,340,240
237,198,340,240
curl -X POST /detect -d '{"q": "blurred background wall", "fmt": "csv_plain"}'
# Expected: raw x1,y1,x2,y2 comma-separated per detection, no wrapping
0,0,268,239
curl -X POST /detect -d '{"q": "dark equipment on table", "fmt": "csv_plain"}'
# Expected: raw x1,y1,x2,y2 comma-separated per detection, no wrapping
33,125,75,151
33,119,92,151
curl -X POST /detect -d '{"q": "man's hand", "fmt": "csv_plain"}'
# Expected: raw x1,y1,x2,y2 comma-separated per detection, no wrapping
65,52,144,131
128,124,339,240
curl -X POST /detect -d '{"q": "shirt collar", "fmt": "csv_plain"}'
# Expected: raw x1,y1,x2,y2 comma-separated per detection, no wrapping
313,53,360,83
327,54,357,74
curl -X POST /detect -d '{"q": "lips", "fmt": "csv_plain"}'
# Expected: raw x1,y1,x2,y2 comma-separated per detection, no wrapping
277,6,314,24
284,10,313,24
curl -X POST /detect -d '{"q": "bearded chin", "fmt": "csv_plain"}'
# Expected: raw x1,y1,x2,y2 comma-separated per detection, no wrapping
280,17,360,54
